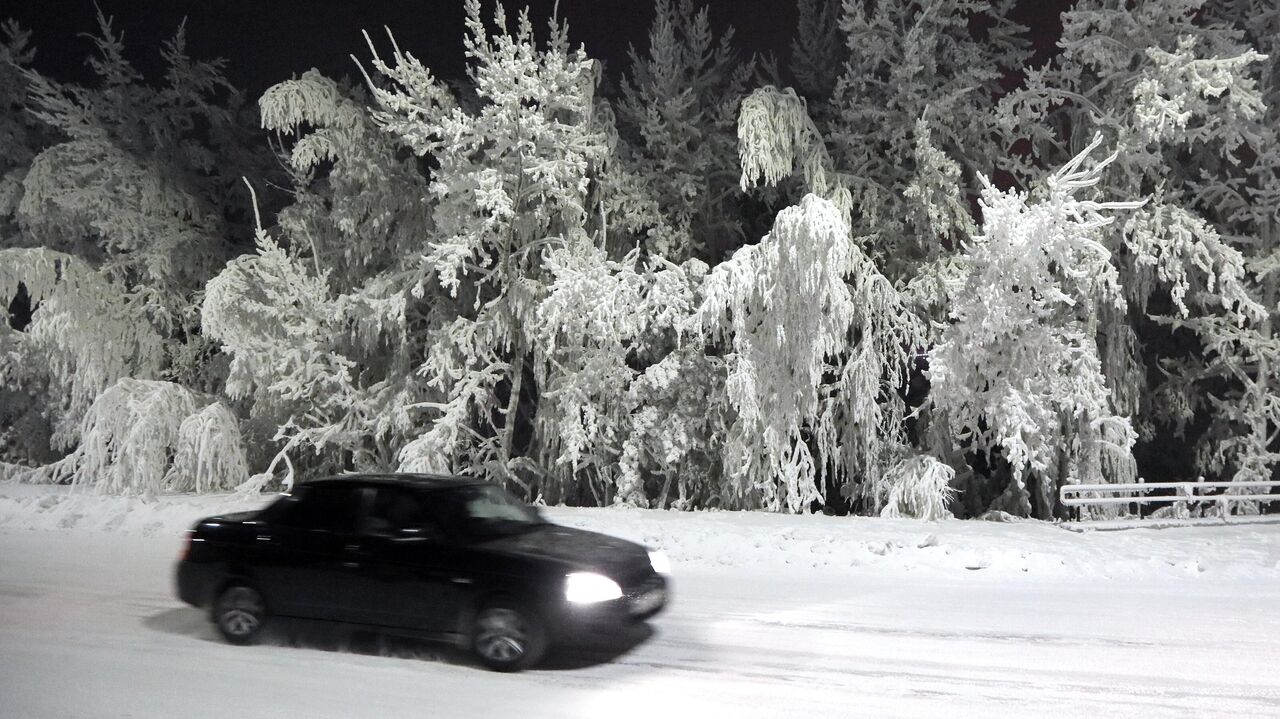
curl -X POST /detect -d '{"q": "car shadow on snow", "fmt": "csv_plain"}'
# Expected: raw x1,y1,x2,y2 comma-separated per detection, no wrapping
144,607,656,670
144,607,223,643
539,622,655,670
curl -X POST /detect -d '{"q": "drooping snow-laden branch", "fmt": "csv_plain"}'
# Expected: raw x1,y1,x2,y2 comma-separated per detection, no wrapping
0,248,163,449
930,136,1143,518
686,193,926,512
737,86,852,218
15,378,248,496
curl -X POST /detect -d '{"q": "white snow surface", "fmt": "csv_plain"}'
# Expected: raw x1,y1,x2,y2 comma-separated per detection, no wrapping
2,481,1280,717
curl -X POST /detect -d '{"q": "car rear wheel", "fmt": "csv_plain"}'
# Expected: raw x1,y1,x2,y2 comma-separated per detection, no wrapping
214,584,267,645
472,603,545,672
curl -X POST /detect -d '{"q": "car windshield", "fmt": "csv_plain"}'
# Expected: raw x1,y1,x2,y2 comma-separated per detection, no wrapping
453,484,544,537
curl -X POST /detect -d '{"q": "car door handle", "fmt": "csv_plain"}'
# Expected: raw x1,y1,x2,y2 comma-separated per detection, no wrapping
450,577,473,585
342,543,362,569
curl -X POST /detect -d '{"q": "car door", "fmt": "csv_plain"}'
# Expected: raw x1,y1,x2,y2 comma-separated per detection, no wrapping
353,486,471,633
254,483,366,621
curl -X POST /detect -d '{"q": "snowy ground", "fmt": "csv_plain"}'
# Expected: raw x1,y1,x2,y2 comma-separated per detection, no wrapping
2,483,1280,718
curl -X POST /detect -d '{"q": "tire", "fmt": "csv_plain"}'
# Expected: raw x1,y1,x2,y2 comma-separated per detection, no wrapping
471,602,546,672
213,583,267,645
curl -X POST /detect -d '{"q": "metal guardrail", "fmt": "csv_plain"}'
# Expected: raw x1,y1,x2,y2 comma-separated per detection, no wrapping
1060,479,1280,519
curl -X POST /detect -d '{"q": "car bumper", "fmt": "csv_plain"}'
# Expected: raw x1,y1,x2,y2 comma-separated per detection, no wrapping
175,559,218,609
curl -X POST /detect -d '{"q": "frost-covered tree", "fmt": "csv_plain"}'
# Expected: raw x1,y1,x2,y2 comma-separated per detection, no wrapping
879,454,955,521
0,20,46,247
740,0,1029,279
1155,0,1280,495
789,0,844,102
531,239,725,506
16,10,263,322
201,215,411,474
0,248,164,452
687,193,925,512
725,0,1028,512
997,0,1269,493
616,346,734,509
931,138,1144,519
202,69,439,473
828,0,1027,273
4,10,267,439
1,10,275,483
19,377,248,495
0,20,56,465
359,1,611,494
259,70,433,289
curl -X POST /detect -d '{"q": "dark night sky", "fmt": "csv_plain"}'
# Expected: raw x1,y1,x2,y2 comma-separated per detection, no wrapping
4,0,1073,97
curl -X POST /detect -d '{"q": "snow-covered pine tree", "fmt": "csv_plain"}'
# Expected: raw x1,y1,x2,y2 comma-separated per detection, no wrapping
0,20,45,246
611,0,753,262
741,0,1028,280
789,0,844,102
1159,0,1280,500
930,137,1144,519
0,20,58,465
829,0,1027,276
16,9,261,326
997,0,1269,497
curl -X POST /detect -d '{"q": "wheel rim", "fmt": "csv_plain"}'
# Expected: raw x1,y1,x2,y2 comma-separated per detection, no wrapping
219,587,264,637
475,608,527,663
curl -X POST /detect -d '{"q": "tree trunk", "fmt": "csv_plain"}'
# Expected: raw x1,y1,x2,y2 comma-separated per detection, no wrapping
1251,224,1276,485
500,352,525,474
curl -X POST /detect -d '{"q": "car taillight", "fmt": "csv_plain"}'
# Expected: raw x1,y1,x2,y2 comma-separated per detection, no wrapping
180,529,195,561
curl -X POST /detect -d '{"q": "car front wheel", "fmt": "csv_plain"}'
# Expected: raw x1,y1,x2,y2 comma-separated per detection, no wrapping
214,584,267,645
472,603,545,672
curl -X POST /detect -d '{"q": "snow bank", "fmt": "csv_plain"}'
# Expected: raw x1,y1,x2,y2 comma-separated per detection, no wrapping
0,482,265,536
3,481,1279,582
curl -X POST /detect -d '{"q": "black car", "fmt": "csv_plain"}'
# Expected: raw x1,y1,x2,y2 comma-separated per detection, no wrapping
175,473,670,671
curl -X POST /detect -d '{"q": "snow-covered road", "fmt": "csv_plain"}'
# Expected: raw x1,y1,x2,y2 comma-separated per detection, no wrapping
2,487,1280,717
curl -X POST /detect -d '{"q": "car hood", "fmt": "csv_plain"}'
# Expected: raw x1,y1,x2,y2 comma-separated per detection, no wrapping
204,510,260,525
477,524,650,577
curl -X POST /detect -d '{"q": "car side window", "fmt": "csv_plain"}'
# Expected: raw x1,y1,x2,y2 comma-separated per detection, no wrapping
274,485,360,533
364,486,433,537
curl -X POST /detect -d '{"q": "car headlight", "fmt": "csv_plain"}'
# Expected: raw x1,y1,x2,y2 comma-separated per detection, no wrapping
564,572,623,603
648,550,671,575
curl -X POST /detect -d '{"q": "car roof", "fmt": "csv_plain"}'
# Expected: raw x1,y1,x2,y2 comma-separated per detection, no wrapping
306,473,487,490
